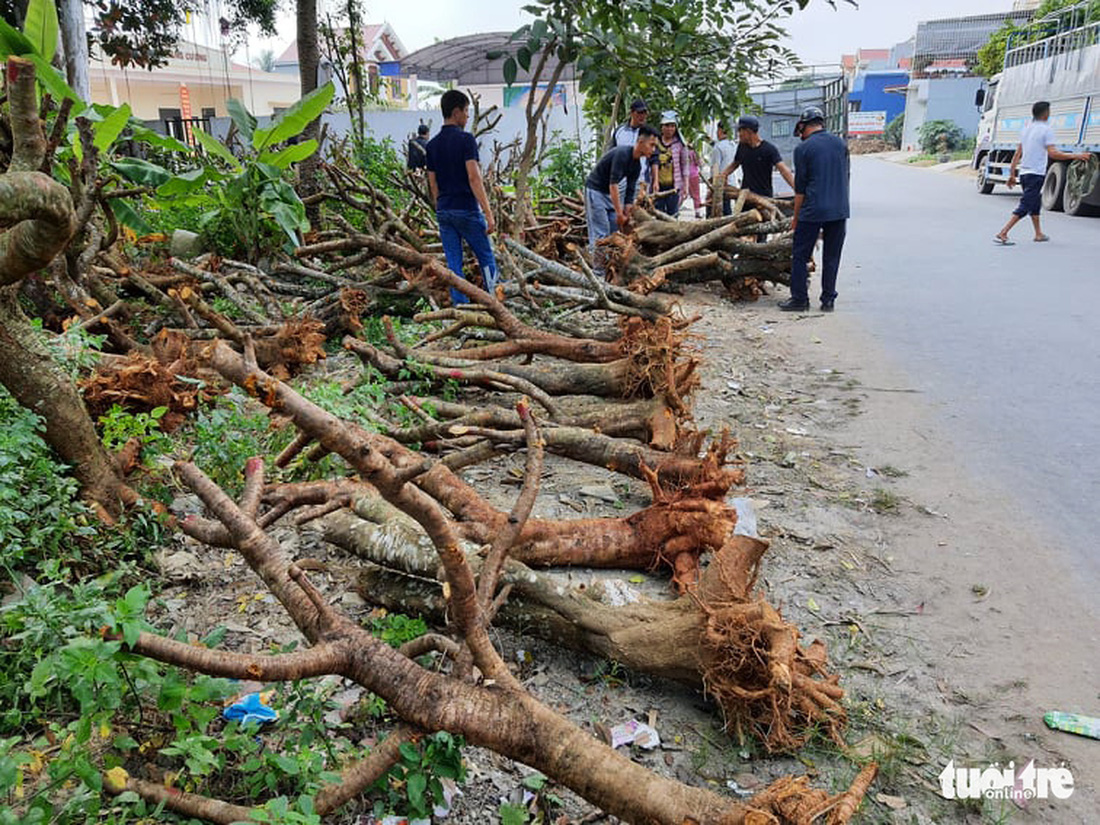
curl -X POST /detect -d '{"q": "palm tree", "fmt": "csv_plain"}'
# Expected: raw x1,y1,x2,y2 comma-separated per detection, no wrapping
253,48,276,73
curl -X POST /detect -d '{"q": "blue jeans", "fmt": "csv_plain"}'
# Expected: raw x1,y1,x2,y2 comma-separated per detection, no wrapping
791,219,846,305
437,209,498,305
585,186,618,276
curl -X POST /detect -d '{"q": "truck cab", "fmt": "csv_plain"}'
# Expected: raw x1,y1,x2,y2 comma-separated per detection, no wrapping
972,76,1000,194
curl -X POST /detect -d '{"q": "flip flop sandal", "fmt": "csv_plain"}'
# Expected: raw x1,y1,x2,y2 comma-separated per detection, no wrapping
993,236,1015,246
1034,235,1050,242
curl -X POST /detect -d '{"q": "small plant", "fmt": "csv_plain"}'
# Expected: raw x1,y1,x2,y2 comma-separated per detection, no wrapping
371,731,465,821
370,612,428,648
97,404,170,452
870,488,900,514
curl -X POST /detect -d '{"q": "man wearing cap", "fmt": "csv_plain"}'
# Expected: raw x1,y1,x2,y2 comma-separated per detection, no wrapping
585,125,661,278
611,99,652,199
719,115,795,199
781,106,850,313
407,124,430,170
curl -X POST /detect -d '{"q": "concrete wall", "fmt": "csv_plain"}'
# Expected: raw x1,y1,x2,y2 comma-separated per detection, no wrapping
188,102,597,165
902,77,985,149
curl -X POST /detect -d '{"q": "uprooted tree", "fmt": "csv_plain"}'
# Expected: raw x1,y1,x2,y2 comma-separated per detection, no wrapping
106,339,877,824
0,56,134,516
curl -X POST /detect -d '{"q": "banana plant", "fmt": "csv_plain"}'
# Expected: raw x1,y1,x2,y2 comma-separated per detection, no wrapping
0,0,82,110
113,83,335,261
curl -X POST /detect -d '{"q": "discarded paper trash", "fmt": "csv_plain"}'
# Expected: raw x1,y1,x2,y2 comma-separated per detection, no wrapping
1043,711,1100,740
223,691,278,726
602,719,660,749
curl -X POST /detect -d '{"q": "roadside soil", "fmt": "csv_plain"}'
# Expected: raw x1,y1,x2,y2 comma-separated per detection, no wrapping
151,278,1098,824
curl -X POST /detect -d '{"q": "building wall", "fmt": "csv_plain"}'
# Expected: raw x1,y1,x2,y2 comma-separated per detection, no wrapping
901,77,985,149
850,73,908,123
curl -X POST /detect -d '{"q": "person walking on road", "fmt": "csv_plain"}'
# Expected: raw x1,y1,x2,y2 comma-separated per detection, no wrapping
780,106,850,313
994,100,1092,245
584,125,660,278
426,90,499,306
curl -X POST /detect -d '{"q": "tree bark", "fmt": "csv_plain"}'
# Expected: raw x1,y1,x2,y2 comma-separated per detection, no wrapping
57,0,90,102
296,0,322,222
0,57,130,516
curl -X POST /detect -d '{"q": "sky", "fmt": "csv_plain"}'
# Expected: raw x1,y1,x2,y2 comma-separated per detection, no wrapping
238,0,1021,66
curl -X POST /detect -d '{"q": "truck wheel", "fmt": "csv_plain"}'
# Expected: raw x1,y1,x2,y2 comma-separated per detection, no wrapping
976,161,994,194
1041,162,1066,212
1064,156,1099,217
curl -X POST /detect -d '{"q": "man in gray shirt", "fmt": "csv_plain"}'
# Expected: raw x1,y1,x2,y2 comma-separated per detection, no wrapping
611,99,651,198
710,122,737,215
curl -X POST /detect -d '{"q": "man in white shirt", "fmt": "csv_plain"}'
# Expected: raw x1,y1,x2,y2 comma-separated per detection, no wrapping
710,122,738,215
611,99,651,200
994,100,1092,244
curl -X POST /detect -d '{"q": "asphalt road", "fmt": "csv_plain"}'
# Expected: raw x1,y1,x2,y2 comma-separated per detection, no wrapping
838,156,1100,581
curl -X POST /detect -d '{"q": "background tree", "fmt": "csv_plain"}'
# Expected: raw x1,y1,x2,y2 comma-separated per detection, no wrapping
492,0,854,232
253,47,275,72
975,0,1100,77
883,113,904,149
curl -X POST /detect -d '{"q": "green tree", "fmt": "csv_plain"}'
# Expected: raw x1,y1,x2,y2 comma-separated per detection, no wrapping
884,112,904,149
975,0,1100,77
498,0,855,143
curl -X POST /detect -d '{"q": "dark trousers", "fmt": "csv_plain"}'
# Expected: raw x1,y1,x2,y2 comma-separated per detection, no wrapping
654,192,680,216
791,219,846,305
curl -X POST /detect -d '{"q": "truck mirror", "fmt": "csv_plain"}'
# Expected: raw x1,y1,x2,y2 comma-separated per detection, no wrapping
975,89,985,108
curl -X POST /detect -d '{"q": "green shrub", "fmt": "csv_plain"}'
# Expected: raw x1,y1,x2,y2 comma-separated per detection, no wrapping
917,119,967,154
884,113,904,149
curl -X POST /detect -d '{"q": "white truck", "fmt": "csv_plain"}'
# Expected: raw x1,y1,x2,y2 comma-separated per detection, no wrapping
973,3,1100,216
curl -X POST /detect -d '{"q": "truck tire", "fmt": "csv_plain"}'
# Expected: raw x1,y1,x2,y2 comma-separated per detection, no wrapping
1064,155,1099,217
1042,162,1066,212
976,159,994,194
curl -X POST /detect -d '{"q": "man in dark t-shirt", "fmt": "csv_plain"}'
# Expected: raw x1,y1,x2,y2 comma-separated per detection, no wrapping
719,115,794,198
407,124,429,170
426,90,498,305
584,125,660,278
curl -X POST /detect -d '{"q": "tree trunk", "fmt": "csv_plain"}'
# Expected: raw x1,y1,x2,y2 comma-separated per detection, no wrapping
0,287,129,513
57,0,90,102
296,0,322,223
0,58,129,516
319,501,847,753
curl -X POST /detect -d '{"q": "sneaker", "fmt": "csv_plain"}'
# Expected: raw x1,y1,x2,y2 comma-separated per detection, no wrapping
778,298,810,312
820,300,834,312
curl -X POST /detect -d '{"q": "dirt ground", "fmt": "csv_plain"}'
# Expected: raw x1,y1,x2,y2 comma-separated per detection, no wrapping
153,279,1098,824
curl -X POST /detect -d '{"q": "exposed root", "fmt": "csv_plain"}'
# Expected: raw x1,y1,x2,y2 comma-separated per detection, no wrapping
699,541,848,752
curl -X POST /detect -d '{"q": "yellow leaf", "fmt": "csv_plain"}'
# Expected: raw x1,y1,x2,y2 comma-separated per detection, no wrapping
99,721,112,740
104,766,129,793
807,597,820,612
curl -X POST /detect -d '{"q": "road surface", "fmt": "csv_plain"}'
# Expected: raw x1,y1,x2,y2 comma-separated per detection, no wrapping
841,156,1100,582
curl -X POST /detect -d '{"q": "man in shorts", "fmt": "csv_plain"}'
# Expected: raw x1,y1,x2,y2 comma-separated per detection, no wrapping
994,100,1092,245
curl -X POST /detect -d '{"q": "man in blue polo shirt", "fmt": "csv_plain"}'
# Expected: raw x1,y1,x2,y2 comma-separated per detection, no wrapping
780,106,850,313
426,90,498,305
